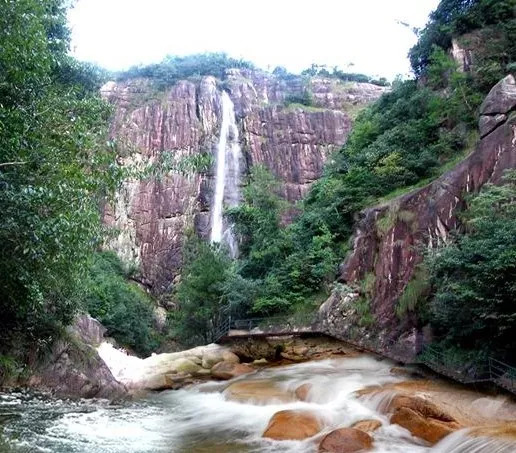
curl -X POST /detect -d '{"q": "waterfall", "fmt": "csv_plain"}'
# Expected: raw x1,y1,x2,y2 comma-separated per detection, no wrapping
210,91,241,257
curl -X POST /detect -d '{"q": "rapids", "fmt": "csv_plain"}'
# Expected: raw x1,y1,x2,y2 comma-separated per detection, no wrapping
0,356,514,452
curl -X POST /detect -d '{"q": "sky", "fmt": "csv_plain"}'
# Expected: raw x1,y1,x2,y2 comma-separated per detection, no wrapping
68,0,440,80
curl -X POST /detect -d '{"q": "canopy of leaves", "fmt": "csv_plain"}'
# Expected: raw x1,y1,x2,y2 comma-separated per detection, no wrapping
83,252,158,356
427,171,516,359
170,235,234,346
0,0,120,354
409,0,515,77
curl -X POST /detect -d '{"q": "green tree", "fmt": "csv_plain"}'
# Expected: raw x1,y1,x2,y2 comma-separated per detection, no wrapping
83,252,158,356
0,0,119,352
171,236,232,345
227,165,288,279
427,171,516,358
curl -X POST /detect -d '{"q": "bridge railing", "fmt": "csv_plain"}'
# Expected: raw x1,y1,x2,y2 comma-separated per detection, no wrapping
489,357,516,393
214,310,516,395
418,345,490,384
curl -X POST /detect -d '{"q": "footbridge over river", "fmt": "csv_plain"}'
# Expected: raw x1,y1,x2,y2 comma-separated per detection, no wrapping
214,315,516,396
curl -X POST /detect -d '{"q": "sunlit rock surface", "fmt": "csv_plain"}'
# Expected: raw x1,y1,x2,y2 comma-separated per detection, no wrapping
101,70,385,293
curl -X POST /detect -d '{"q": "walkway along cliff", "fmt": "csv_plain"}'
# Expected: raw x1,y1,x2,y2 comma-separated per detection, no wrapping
319,74,516,343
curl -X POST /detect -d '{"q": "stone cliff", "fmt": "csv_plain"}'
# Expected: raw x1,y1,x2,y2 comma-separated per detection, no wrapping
102,70,385,292
321,75,516,342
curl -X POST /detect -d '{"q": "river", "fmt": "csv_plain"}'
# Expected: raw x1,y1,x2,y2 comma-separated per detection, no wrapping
1,356,514,452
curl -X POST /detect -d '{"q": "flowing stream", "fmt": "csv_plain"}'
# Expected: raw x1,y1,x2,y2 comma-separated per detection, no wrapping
210,91,242,257
1,356,515,452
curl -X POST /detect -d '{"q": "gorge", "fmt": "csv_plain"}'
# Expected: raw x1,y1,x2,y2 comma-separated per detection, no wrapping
1,0,516,452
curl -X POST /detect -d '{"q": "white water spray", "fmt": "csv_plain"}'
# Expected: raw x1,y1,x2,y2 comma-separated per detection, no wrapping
210,91,242,257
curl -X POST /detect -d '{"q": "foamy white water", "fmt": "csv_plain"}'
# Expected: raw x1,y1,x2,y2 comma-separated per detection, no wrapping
1,356,515,452
210,90,242,257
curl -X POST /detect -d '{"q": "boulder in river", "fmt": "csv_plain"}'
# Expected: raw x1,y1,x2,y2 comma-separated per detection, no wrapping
211,361,254,380
263,410,322,440
318,427,373,452
224,379,295,404
389,395,460,444
351,419,382,433
295,383,312,401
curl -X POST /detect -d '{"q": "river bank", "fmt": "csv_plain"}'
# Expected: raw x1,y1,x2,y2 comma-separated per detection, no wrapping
2,338,515,452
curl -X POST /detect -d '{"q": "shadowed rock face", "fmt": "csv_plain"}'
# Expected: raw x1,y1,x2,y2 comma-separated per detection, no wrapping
330,75,516,336
102,70,385,293
27,316,126,399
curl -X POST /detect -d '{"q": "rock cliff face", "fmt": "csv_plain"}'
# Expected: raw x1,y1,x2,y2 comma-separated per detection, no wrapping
102,70,385,292
325,75,516,337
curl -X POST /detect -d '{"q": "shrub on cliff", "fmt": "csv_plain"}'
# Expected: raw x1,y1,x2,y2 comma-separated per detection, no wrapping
83,252,158,356
427,171,516,359
116,53,254,88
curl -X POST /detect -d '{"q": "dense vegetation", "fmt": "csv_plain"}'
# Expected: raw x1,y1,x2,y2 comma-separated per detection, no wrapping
172,0,516,354
115,53,254,89
0,0,120,361
1,0,514,373
0,0,177,377
83,252,159,356
427,172,516,360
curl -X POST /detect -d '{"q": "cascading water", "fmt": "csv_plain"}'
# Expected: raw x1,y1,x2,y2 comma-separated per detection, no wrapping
210,91,241,258
2,354,515,452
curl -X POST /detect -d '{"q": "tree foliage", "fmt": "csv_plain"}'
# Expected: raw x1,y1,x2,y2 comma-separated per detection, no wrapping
409,0,515,77
170,235,233,345
0,0,119,352
83,252,159,356
115,53,254,89
427,172,516,358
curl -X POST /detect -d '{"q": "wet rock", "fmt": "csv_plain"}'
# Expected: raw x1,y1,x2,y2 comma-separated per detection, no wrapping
224,379,295,403
252,358,268,366
73,315,106,346
389,395,460,444
27,315,126,399
295,383,312,401
202,349,239,369
351,419,382,433
263,410,322,440
391,407,457,444
170,358,202,375
210,361,254,380
318,427,373,452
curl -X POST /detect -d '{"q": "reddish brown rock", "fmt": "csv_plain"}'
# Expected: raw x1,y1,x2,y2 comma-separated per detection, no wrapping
318,428,373,452
102,70,384,293
325,75,516,335
210,361,254,380
351,419,382,433
263,410,322,440
388,395,460,444
391,407,457,444
295,383,313,401
224,379,295,403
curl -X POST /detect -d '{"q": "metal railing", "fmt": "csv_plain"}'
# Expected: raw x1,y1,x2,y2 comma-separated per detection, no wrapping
212,309,516,395
489,357,516,393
